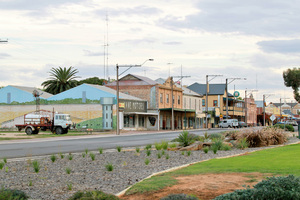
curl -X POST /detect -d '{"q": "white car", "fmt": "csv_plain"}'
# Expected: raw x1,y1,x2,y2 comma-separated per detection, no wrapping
218,119,238,128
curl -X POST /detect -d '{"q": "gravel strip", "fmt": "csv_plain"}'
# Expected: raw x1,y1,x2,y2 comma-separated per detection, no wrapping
1,137,299,200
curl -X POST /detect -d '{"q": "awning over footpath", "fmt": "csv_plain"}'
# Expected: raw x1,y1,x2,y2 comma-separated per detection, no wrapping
159,108,196,113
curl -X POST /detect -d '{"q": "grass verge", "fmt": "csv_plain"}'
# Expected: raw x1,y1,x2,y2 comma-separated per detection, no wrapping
125,143,300,196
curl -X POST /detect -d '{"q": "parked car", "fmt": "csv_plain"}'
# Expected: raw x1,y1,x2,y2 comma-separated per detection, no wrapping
238,121,247,128
218,119,238,128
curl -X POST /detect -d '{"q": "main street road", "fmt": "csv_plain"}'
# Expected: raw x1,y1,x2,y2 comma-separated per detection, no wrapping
0,129,232,159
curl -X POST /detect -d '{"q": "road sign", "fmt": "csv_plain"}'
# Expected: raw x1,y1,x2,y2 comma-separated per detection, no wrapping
270,115,276,122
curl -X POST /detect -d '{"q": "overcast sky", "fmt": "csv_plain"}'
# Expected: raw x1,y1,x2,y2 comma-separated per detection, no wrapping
1,0,299,103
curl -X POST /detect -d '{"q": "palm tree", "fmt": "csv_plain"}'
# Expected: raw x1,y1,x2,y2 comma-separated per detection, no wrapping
42,66,80,94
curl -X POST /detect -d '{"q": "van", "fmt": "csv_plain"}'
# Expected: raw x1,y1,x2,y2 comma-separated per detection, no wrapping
218,119,238,128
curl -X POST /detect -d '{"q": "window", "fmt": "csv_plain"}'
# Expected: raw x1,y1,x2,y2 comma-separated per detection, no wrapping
213,100,218,107
166,94,169,104
178,95,180,105
199,100,201,110
184,97,186,108
160,93,163,103
202,99,205,106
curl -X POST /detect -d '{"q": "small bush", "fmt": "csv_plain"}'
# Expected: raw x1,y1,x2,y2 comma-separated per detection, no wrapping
161,193,199,200
166,154,170,160
203,147,209,154
187,151,191,156
181,151,185,155
0,188,29,200
221,143,232,151
3,157,7,164
67,182,72,191
146,150,151,156
157,153,162,159
98,147,103,154
211,145,218,154
214,175,300,200
178,131,195,147
50,154,57,163
155,142,162,150
161,150,165,155
82,152,86,158
68,190,120,200
68,153,73,160
169,143,177,148
212,139,223,150
105,163,114,171
89,152,95,161
145,158,150,165
116,146,122,152
145,144,152,150
32,160,40,173
59,153,64,159
0,162,4,170
66,167,71,174
85,148,88,155
161,140,169,150
274,124,294,132
135,147,140,153
209,133,224,140
28,180,33,186
236,138,249,149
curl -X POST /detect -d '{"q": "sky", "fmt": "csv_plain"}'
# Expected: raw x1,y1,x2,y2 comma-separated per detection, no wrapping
0,0,299,103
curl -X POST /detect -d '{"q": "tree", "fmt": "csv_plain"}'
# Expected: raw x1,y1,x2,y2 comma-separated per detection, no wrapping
283,67,300,103
78,77,107,85
41,66,79,94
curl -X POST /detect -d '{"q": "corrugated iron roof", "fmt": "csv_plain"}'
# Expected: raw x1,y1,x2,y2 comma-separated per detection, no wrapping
9,85,53,98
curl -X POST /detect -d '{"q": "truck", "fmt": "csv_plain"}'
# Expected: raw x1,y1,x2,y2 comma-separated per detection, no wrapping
15,110,72,135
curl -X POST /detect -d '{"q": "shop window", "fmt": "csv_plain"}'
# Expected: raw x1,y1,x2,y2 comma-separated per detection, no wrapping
160,93,163,103
202,99,205,106
213,100,218,107
166,94,169,104
178,95,180,105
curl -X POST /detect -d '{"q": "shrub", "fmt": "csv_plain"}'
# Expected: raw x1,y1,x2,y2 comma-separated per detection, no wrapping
3,158,7,164
68,153,73,160
146,150,151,156
105,163,113,171
166,154,170,160
89,152,95,161
236,138,249,149
116,146,122,152
212,139,223,150
161,193,199,200
145,144,152,150
203,147,209,153
68,190,120,200
135,147,140,153
178,131,195,147
0,162,4,170
67,182,72,191
82,152,86,158
209,133,224,140
85,148,88,155
161,140,169,150
161,150,165,155
50,154,57,163
145,158,150,165
221,143,232,151
59,153,64,159
32,160,40,173
274,124,294,132
214,175,300,200
169,143,177,148
98,147,103,154
230,127,287,148
187,151,191,156
211,145,218,154
0,188,29,200
155,142,162,150
157,153,162,159
66,167,71,174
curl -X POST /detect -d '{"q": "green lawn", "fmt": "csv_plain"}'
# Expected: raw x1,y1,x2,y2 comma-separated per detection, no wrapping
126,143,300,195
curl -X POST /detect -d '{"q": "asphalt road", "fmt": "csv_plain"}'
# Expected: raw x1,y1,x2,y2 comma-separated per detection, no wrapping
0,128,229,159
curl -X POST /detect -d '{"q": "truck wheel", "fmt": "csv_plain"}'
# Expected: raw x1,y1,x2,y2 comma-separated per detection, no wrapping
25,127,33,135
56,127,63,135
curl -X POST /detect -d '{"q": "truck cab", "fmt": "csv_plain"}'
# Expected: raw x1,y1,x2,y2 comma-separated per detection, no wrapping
54,114,72,134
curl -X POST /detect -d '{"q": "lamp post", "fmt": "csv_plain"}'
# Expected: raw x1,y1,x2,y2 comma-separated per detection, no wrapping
225,78,246,119
116,59,154,135
205,75,223,128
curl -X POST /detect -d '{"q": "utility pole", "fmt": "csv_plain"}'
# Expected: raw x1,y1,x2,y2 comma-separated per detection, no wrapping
170,76,174,131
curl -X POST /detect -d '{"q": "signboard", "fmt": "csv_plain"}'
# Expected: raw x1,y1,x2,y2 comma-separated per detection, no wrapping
233,91,240,98
270,114,276,122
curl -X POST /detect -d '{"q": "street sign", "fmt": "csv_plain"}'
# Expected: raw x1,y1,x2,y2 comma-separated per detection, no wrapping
233,91,240,98
270,115,276,122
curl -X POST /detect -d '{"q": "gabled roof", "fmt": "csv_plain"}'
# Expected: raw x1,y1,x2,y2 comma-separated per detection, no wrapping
187,83,233,96
273,103,298,108
8,85,52,99
106,74,158,86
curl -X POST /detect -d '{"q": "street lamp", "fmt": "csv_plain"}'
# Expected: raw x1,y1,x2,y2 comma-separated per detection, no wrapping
116,59,154,135
225,78,246,119
205,75,223,128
